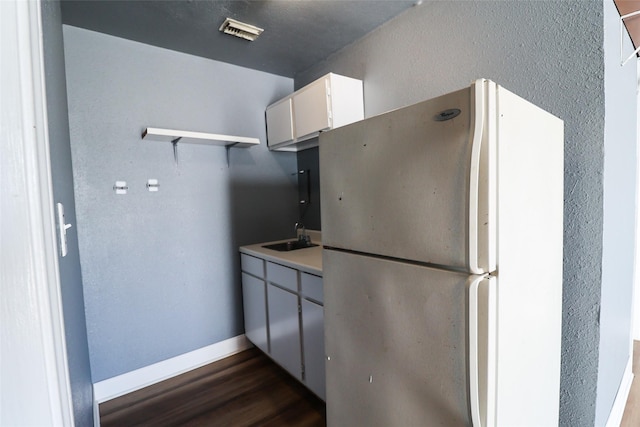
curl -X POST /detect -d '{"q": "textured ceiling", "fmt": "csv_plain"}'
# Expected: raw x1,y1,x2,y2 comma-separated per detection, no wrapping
60,0,416,78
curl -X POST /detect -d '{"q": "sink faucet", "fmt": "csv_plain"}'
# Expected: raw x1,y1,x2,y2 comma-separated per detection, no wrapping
295,222,310,244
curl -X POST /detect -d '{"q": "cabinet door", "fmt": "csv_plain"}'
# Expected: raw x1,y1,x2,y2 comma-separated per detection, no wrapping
241,273,268,354
268,285,302,380
266,98,294,147
302,298,325,400
293,77,331,139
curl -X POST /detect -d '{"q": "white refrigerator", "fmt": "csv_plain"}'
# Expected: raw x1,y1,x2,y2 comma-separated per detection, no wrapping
319,79,564,426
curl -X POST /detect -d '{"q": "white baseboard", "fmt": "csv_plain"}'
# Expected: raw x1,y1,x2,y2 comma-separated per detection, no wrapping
93,335,251,405
93,399,100,427
605,355,634,427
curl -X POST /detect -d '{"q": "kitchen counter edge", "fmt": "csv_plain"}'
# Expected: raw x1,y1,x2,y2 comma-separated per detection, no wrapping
239,239,322,277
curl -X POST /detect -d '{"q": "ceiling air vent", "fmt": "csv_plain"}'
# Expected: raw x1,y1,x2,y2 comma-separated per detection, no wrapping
219,17,263,41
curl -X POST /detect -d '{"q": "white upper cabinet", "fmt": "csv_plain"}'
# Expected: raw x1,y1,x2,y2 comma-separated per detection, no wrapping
265,98,294,146
293,77,331,139
266,73,364,152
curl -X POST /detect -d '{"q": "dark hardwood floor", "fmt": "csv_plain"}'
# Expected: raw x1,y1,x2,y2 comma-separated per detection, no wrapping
622,340,640,426
103,339,640,426
100,347,326,427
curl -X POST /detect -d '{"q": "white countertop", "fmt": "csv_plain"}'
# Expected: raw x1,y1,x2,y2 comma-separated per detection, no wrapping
239,231,322,276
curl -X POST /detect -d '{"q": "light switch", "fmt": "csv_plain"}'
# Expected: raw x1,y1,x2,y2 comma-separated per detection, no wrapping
147,179,159,192
113,181,128,194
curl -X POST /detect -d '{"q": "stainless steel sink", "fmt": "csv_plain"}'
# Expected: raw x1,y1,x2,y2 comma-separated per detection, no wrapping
262,240,319,252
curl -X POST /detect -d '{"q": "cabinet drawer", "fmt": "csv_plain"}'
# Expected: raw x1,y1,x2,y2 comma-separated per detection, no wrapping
301,272,323,304
241,254,264,278
267,262,298,292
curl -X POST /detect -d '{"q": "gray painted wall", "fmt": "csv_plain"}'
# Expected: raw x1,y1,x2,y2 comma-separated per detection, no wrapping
296,1,635,425
41,2,93,424
63,25,298,382
595,1,638,425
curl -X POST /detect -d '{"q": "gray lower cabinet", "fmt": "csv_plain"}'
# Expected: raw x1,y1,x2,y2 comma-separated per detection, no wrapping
241,272,268,354
301,298,325,400
268,284,302,381
240,252,325,400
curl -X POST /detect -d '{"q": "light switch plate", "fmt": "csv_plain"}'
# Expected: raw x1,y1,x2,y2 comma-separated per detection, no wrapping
114,181,128,194
147,179,159,192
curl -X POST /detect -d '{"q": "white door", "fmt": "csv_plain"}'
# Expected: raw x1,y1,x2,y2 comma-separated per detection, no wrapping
323,249,478,426
1,0,73,424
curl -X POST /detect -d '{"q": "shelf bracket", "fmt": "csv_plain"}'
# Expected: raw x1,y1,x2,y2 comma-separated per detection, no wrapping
171,137,181,166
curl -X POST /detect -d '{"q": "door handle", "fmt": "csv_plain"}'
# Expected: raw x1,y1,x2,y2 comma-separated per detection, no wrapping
56,203,73,257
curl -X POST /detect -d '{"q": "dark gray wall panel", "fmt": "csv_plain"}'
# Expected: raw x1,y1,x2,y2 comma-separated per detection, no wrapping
296,2,617,425
296,146,321,231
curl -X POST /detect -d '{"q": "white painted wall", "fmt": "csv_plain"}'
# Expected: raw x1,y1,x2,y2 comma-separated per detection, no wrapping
635,58,640,342
596,2,638,425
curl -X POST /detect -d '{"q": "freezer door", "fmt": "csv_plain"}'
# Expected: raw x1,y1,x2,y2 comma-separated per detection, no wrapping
321,84,493,271
324,249,482,426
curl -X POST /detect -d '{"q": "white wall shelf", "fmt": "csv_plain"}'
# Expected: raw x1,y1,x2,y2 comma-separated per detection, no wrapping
141,127,259,148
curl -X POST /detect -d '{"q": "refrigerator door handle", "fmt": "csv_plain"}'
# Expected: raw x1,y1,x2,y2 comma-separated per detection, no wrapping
469,80,485,275
469,275,497,427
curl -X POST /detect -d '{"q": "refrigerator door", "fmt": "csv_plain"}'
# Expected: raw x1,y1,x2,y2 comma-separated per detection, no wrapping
320,82,494,273
324,249,490,426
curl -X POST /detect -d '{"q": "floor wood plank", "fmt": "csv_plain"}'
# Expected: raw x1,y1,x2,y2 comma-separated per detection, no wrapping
100,347,326,427
621,340,640,427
